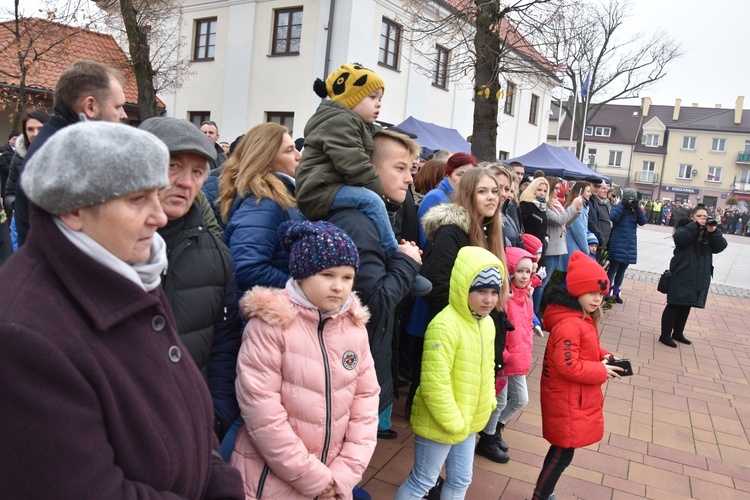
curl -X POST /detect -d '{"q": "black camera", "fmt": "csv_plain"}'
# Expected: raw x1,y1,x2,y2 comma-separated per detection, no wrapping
628,198,638,207
707,218,717,228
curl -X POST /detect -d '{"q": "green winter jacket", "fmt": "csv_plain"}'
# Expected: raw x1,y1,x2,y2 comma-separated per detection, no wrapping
409,246,501,444
295,100,383,221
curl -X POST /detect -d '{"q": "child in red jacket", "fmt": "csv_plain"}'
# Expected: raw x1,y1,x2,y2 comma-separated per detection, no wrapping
532,251,624,499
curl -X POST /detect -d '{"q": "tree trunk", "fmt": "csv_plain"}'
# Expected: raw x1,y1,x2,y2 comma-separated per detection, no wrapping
119,0,160,120
471,0,502,161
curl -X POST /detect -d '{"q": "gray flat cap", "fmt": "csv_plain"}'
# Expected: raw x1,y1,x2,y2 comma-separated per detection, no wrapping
138,117,217,162
22,121,170,215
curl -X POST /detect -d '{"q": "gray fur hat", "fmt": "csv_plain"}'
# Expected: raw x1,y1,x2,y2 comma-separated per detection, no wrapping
22,121,170,215
138,117,217,162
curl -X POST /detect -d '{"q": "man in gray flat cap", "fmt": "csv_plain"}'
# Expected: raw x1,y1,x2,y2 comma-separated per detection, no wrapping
139,117,242,440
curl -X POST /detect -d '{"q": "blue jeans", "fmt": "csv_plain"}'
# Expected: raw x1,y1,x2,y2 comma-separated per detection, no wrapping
378,405,392,431
543,254,567,282
332,185,398,257
483,374,529,433
607,260,629,289
395,434,475,499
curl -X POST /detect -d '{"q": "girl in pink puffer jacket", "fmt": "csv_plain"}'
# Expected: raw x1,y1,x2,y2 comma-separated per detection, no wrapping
230,221,380,499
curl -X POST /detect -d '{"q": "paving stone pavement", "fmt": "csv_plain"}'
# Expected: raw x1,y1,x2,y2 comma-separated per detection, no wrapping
358,225,750,499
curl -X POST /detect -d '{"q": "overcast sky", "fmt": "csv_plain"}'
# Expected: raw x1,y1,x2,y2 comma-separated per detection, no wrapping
616,0,747,108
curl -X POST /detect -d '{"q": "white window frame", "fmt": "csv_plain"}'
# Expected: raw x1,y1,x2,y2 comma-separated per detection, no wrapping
644,134,659,147
608,150,622,167
740,169,750,183
682,136,696,150
711,138,726,152
587,148,597,166
585,126,593,136
706,166,722,182
594,126,611,137
639,161,655,182
678,164,692,180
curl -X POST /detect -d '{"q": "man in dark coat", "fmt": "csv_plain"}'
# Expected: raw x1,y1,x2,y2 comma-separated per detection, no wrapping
201,120,227,170
140,117,242,439
14,60,127,247
325,130,422,439
589,179,612,251
0,130,19,198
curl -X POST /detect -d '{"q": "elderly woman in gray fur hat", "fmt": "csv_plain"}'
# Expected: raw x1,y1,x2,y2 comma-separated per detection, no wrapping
0,121,244,499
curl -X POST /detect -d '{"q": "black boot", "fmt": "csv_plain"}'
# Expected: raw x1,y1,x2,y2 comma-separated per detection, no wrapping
494,422,509,452
475,432,509,463
659,333,677,348
672,334,692,345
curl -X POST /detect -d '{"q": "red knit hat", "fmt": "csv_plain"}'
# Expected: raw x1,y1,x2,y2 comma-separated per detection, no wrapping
521,233,542,261
444,152,477,177
566,250,609,297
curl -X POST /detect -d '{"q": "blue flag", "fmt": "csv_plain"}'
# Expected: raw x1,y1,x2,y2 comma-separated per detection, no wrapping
581,72,591,99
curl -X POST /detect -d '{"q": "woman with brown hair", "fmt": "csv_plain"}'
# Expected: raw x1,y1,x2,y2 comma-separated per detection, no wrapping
217,123,304,296
412,159,446,205
406,167,510,457
563,181,593,272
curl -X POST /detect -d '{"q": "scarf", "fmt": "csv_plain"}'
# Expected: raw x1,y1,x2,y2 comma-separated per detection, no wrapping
54,218,167,292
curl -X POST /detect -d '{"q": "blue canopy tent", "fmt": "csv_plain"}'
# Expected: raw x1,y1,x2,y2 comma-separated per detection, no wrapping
392,116,472,155
507,143,610,181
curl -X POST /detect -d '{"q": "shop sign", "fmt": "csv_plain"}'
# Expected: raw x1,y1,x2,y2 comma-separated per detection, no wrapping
663,186,699,194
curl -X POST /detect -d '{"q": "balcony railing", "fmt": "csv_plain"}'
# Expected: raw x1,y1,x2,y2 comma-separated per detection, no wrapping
736,152,750,163
732,182,750,192
633,171,658,184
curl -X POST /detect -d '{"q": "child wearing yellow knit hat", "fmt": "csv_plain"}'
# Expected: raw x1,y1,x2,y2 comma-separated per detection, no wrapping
295,63,431,297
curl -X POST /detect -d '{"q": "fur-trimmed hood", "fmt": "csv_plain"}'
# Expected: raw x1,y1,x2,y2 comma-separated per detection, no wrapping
239,285,370,329
15,135,28,159
420,202,469,242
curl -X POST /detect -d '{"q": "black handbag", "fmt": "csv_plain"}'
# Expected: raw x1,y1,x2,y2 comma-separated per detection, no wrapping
657,270,671,294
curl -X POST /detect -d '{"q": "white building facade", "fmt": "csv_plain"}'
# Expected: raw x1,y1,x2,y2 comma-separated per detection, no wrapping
166,0,556,158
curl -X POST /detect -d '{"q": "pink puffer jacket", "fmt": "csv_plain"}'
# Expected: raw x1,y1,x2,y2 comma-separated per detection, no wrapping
501,281,535,376
230,284,380,499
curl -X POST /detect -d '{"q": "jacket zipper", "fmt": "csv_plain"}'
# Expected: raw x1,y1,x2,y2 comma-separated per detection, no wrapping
256,464,270,498
318,312,333,464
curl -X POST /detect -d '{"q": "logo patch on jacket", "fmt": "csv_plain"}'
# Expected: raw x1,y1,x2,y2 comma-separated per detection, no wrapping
342,351,358,370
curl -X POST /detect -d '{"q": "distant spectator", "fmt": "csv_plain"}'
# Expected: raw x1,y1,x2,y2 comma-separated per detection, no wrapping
417,152,477,247
200,120,227,170
606,188,647,304
412,159,446,205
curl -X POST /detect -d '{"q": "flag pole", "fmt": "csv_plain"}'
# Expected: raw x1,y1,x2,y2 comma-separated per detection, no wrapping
579,72,591,161
555,82,565,147
568,73,578,152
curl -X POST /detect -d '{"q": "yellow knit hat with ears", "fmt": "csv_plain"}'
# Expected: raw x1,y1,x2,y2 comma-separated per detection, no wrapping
312,63,385,109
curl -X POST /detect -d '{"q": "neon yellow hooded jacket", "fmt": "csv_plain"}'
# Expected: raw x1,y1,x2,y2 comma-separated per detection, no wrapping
409,246,504,444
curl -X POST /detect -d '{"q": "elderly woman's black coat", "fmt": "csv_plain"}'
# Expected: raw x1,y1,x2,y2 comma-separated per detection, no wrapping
667,220,727,308
0,209,244,499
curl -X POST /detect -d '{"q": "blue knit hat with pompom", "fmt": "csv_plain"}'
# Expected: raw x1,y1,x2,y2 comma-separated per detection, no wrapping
280,221,360,279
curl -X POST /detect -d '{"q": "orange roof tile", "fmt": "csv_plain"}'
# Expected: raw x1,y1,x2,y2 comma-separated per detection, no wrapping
0,17,162,108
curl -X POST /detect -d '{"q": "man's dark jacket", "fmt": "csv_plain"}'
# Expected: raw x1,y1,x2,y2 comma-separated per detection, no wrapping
15,104,79,247
589,196,612,247
326,208,419,413
158,201,242,437
0,142,13,199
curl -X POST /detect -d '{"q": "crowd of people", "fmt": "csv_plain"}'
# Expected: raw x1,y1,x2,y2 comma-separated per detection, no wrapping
0,59,729,500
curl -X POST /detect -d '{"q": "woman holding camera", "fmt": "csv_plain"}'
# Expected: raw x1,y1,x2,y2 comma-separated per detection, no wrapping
659,205,727,347
606,188,647,303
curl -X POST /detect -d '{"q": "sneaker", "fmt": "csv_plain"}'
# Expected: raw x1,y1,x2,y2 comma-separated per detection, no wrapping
412,275,433,297
377,428,398,440
475,432,510,463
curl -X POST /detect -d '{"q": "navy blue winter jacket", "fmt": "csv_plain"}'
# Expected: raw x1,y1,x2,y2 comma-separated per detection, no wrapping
223,173,304,299
608,203,647,264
